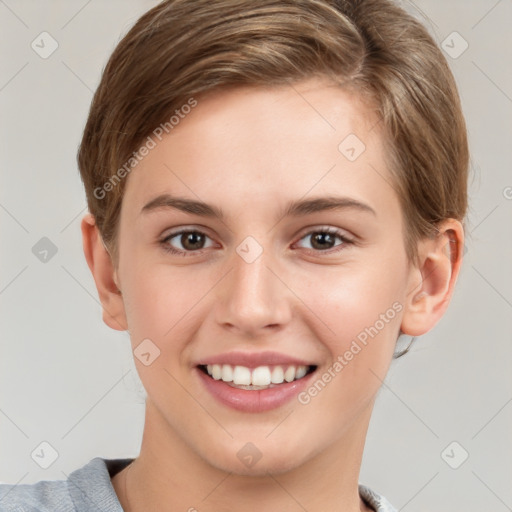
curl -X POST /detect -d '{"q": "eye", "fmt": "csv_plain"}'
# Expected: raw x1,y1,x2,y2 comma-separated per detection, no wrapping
160,229,216,256
295,227,353,253
159,226,354,257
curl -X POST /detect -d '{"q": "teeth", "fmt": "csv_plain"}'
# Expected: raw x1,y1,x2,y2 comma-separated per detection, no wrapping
295,365,307,379
252,366,271,386
271,366,284,384
284,365,296,382
204,364,310,386
233,365,251,385
211,364,222,380
221,364,233,382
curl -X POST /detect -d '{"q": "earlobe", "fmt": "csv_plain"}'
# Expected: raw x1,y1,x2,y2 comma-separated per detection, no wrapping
401,219,464,337
81,213,128,331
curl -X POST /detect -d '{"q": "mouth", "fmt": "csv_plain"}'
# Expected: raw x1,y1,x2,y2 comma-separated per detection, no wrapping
197,363,317,390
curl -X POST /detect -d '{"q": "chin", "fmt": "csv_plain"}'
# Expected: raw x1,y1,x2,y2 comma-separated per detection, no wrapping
203,445,309,477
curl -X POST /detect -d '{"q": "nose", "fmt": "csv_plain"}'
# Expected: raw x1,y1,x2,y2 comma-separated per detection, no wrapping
215,244,293,336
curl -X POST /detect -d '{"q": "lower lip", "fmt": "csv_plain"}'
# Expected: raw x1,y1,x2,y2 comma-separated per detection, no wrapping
196,367,316,413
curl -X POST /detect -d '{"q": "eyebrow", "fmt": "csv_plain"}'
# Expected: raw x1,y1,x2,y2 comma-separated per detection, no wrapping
140,194,376,219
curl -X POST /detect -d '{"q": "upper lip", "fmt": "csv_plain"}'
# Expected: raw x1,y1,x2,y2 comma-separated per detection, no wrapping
195,351,317,369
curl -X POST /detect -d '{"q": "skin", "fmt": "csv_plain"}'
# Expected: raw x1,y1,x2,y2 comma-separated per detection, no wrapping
82,77,464,512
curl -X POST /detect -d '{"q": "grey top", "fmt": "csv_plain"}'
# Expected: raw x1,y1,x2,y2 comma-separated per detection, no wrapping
0,457,397,511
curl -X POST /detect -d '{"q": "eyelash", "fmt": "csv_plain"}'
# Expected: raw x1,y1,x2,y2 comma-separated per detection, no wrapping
159,227,354,257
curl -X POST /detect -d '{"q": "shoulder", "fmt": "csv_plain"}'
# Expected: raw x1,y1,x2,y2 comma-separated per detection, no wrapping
0,478,69,512
359,484,397,512
0,457,134,512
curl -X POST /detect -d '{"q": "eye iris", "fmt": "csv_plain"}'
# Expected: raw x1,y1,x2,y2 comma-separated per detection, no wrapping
311,232,335,250
182,232,204,250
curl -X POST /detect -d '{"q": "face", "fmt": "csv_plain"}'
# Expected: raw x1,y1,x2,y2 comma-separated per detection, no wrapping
113,78,412,475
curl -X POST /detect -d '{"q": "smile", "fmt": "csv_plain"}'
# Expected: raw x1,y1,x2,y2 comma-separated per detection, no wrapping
199,364,316,389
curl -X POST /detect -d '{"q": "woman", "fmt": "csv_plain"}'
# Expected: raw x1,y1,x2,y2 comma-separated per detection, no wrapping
0,0,468,510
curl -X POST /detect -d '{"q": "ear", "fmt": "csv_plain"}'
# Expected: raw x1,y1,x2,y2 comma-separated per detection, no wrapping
81,213,128,331
401,219,464,337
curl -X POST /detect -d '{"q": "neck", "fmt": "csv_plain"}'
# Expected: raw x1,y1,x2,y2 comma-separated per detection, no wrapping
113,400,375,512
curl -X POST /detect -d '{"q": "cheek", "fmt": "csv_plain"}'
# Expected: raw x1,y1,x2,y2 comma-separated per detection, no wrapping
120,258,225,373
119,265,210,402
120,258,203,341
298,260,406,409
301,260,405,344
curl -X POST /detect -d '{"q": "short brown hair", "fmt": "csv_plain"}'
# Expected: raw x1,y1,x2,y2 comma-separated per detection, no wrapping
77,0,468,266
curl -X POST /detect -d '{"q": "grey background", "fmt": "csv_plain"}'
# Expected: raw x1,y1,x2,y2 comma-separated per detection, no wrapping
1,1,511,510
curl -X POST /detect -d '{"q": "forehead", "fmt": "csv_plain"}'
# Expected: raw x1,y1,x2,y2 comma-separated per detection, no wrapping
121,78,393,219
